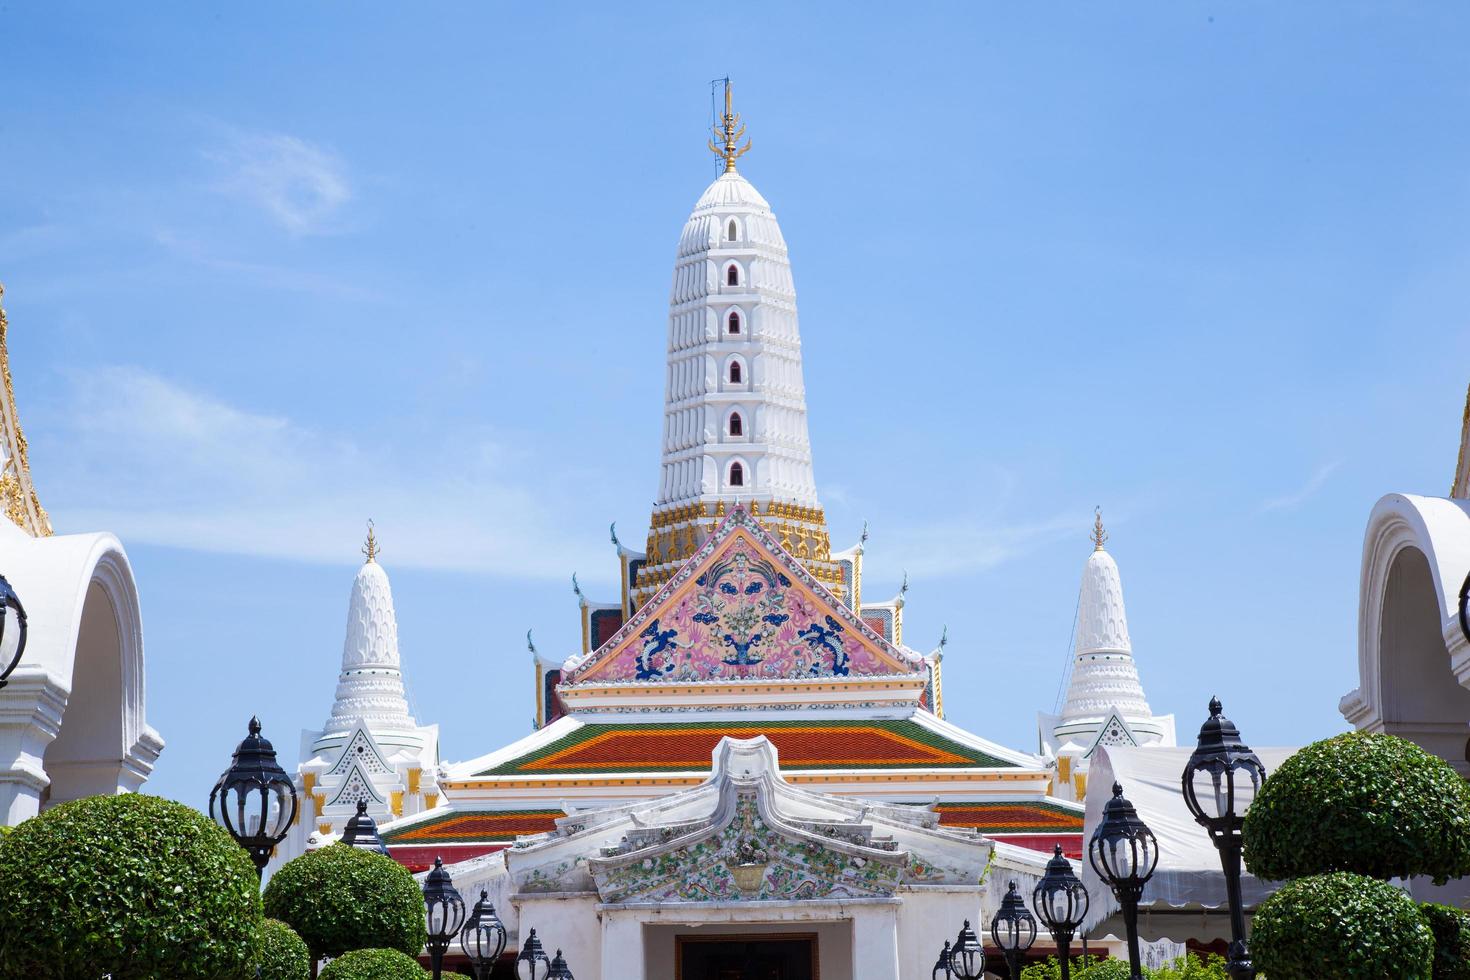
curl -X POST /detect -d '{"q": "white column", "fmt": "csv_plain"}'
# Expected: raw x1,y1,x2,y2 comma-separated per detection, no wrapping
850,902,901,980
0,671,66,824
600,911,645,980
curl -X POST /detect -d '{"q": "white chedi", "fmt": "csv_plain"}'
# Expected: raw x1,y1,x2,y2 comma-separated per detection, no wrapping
1038,513,1175,802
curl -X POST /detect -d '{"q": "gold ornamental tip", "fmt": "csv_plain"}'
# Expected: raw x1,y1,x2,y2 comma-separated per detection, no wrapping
708,77,751,173
362,519,380,563
1092,507,1108,551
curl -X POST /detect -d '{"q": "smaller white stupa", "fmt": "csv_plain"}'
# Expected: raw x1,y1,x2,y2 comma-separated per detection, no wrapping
1038,511,1174,802
278,524,439,865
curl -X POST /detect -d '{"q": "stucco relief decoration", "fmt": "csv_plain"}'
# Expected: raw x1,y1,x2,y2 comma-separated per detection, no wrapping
593,535,889,683
592,793,902,904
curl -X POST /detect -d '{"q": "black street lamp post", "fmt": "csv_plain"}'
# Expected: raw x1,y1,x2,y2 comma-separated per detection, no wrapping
946,920,985,980
931,940,954,980
209,717,299,878
1033,845,1090,980
991,880,1037,979
339,799,390,855
460,889,508,980
516,928,552,980
1182,698,1267,980
1088,782,1159,980
548,949,575,980
422,857,466,980
0,574,28,689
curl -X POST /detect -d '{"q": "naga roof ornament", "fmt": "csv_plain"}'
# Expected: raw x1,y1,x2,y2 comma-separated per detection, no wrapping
0,285,52,537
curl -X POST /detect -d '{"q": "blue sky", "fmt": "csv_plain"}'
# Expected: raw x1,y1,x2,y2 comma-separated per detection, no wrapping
3,4,1469,808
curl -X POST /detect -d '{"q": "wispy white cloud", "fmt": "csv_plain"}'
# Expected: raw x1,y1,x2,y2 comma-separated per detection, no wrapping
207,131,351,235
870,512,1084,577
1261,460,1344,512
42,367,605,578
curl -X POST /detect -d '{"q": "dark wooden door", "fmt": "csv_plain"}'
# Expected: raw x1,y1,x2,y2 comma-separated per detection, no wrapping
677,936,816,980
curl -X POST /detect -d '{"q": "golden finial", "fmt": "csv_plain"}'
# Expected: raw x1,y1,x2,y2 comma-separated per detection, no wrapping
362,519,380,563
1453,381,1470,499
707,77,751,174
1091,507,1108,551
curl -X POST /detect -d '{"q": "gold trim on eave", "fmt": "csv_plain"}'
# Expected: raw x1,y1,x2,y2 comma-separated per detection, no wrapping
0,284,52,537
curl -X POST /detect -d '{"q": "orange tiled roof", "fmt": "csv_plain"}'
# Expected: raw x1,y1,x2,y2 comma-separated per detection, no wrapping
935,800,1083,835
381,809,563,845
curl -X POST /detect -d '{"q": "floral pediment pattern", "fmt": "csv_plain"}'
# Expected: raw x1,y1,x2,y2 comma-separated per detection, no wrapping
589,791,906,904
563,510,925,685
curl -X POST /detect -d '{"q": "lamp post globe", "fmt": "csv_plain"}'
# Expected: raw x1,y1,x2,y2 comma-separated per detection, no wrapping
208,717,299,878
991,880,1037,979
0,573,28,689
339,799,390,855
1033,845,1090,980
516,927,552,980
931,939,954,980
948,919,985,980
1088,782,1159,980
460,889,508,980
1182,697,1266,980
548,948,575,980
422,856,466,980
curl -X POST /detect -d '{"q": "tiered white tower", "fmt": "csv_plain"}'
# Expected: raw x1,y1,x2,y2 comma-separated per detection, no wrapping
638,82,842,605
281,526,439,864
1038,512,1174,801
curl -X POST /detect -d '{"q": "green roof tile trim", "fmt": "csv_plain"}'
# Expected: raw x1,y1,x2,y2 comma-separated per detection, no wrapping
474,719,1018,776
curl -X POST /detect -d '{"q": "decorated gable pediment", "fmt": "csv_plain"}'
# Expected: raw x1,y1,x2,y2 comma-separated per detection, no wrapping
562,509,925,685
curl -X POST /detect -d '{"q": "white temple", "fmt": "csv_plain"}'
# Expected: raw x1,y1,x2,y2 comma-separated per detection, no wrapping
278,524,439,865
1038,511,1175,803
0,285,164,824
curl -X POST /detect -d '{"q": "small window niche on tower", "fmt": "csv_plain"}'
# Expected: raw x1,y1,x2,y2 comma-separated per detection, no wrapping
729,360,743,384
727,310,741,335
726,264,740,287
727,219,739,242
729,461,745,487
729,412,744,437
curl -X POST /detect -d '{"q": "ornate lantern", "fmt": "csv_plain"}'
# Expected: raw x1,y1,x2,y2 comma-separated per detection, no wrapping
948,919,986,980
0,574,27,689
1033,845,1090,980
209,717,299,878
339,799,390,855
516,927,552,980
460,889,508,980
990,881,1037,979
931,940,954,980
1089,782,1159,980
422,857,466,980
547,948,575,980
1182,697,1267,980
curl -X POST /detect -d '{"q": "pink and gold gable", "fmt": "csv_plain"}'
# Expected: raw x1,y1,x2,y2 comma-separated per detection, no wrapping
563,508,925,685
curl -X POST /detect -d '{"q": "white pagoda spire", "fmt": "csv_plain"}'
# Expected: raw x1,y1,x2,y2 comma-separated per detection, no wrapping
637,81,841,604
1039,511,1174,800
322,523,416,735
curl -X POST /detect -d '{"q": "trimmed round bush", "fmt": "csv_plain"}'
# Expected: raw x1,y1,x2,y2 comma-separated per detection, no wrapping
263,843,426,960
1423,903,1470,980
319,948,430,980
1253,872,1434,979
0,793,261,980
256,918,311,980
1076,960,1131,980
1243,732,1470,883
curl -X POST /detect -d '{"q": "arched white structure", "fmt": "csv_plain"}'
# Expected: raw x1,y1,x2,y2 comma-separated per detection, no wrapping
1340,492,1470,772
0,519,163,823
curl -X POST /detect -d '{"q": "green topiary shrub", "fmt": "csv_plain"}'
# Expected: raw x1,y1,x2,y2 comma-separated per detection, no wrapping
256,918,312,980
264,844,427,960
1422,903,1470,980
1150,953,1229,979
318,948,430,980
1243,732,1470,884
1020,955,1104,980
1253,872,1434,979
0,793,261,980
1075,960,1131,980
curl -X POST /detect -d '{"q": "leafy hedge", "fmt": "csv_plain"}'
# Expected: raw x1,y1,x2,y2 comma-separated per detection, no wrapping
318,948,431,980
1243,732,1470,883
1022,954,1227,980
0,794,261,980
263,844,426,960
256,918,311,980
1253,872,1434,979
1422,903,1470,980
1076,961,1131,980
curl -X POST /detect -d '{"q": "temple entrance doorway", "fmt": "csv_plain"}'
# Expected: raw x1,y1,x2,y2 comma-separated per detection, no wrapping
675,933,818,980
